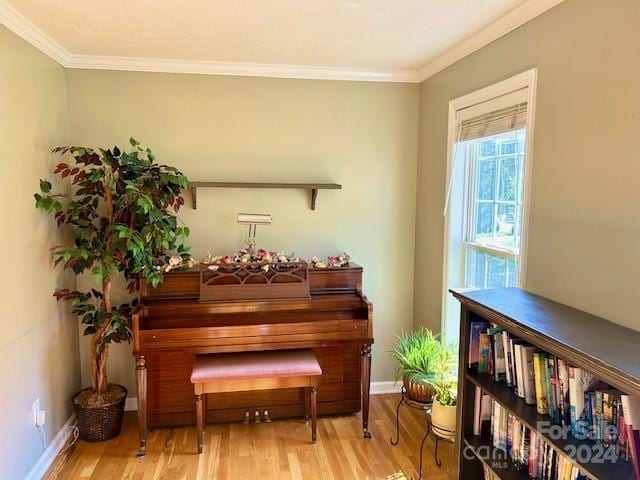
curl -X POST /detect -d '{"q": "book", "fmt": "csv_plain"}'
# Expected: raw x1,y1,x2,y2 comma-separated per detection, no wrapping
621,394,640,480
513,342,525,399
547,356,558,422
521,344,537,405
473,385,482,436
502,331,513,387
469,320,490,371
491,400,499,448
619,410,629,460
509,336,519,393
506,413,513,456
492,330,507,382
584,391,595,441
595,389,604,445
602,389,621,451
528,430,537,478
533,352,549,415
478,332,491,374
557,358,570,426
568,366,584,436
568,367,597,438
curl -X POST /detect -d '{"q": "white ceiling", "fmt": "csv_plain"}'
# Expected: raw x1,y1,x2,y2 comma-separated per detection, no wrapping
1,0,563,81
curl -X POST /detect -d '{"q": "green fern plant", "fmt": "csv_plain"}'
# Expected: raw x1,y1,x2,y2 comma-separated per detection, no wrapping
389,327,457,388
433,378,457,406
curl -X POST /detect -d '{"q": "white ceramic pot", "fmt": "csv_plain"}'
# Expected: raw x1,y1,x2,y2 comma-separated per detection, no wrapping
431,401,456,441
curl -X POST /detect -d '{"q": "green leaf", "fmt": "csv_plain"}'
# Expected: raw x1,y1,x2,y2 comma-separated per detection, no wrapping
91,266,103,283
39,179,52,193
130,137,140,147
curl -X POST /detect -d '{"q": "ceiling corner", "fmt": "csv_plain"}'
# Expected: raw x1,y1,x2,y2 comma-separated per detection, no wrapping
416,0,566,82
0,0,71,66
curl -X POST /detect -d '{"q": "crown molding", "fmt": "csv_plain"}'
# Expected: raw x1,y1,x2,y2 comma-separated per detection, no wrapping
1,0,563,83
65,54,420,83
0,0,70,65
417,0,566,81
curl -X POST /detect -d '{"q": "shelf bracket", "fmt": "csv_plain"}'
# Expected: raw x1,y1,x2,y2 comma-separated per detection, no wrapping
311,189,319,210
190,185,197,210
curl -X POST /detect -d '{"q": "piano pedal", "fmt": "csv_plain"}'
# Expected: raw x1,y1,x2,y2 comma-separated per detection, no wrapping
244,411,250,424
263,410,272,423
254,410,261,424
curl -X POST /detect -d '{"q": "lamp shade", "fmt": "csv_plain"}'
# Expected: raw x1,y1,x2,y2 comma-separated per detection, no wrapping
237,213,272,225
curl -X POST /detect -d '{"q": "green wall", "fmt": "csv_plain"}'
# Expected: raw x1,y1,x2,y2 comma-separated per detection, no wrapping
414,0,640,333
66,70,420,387
0,25,80,480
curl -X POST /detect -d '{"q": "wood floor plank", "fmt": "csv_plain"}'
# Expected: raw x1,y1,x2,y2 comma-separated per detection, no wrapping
45,394,455,480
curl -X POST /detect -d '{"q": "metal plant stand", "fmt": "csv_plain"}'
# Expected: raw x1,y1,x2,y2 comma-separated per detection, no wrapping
389,386,446,480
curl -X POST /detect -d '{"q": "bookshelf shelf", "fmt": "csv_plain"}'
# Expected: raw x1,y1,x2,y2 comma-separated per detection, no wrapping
466,372,634,480
451,287,640,480
464,435,529,480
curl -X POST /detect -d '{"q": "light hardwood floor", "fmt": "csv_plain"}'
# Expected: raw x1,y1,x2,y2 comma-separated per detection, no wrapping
45,394,455,480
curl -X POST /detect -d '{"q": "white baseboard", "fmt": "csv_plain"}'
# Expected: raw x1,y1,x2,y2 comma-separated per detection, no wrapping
125,397,138,412
25,414,76,480
124,381,400,412
370,381,402,395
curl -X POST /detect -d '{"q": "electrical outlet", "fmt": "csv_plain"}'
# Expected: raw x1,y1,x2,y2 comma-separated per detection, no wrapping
32,398,45,427
32,398,40,426
36,410,46,427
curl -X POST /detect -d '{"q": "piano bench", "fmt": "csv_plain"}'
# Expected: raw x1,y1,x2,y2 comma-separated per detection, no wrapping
190,349,322,454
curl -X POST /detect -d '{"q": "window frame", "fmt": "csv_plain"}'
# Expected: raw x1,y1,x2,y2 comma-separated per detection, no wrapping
441,69,537,341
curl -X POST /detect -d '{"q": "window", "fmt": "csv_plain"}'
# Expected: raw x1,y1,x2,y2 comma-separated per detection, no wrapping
441,69,537,343
463,129,526,289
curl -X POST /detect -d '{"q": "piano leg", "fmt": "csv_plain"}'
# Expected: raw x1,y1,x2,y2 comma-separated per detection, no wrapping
361,344,372,439
310,386,317,443
135,355,147,457
304,387,310,421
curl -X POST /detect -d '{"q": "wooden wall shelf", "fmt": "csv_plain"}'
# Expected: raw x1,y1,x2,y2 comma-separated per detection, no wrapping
188,182,342,210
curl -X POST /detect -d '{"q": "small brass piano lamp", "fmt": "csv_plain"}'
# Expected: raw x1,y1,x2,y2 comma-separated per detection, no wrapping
237,213,272,249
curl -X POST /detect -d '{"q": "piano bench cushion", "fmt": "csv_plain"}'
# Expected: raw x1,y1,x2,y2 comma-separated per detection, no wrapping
190,349,322,383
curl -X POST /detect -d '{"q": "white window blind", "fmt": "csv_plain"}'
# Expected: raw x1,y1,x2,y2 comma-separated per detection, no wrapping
458,102,527,142
443,88,529,216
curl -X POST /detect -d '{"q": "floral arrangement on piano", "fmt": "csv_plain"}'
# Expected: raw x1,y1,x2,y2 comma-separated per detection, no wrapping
158,248,351,273
195,248,351,301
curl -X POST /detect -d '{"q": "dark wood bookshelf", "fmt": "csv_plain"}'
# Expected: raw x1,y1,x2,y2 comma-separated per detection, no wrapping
188,182,342,210
451,287,640,480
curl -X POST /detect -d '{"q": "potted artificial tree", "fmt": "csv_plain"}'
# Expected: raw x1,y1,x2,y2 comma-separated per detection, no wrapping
390,327,455,404
35,139,191,441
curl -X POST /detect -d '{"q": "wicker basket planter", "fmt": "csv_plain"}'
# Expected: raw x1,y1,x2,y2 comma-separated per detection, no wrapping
403,375,436,404
72,384,127,442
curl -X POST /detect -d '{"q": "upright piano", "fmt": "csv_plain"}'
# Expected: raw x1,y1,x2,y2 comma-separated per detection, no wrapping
132,263,374,456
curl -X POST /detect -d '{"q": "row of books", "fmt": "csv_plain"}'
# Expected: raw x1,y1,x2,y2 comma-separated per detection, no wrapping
469,320,640,479
481,394,588,480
